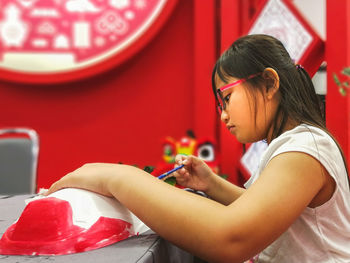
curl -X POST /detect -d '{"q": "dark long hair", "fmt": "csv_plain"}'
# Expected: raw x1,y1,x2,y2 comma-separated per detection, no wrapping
212,34,348,176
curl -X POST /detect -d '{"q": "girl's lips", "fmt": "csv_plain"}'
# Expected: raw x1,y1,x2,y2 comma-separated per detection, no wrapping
227,125,236,132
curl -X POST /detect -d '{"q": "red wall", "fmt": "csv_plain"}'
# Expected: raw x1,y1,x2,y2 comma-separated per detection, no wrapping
4,0,325,190
326,0,350,165
0,1,211,189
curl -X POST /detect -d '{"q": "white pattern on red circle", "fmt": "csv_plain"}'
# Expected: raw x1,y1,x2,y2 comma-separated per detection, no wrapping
0,0,166,73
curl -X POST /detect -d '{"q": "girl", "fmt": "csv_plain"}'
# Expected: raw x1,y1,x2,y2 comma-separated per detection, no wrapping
46,35,350,262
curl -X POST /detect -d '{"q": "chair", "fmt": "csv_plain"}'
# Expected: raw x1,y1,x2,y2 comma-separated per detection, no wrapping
0,128,39,194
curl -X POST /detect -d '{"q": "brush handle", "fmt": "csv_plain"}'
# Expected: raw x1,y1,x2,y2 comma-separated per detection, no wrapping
157,164,185,180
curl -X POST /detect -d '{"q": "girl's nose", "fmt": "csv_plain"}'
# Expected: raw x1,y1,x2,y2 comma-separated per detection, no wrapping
220,110,229,123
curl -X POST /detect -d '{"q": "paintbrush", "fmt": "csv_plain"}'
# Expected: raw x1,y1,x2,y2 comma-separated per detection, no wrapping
157,164,185,180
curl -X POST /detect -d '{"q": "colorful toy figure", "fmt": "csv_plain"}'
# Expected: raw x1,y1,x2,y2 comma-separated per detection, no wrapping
152,131,220,186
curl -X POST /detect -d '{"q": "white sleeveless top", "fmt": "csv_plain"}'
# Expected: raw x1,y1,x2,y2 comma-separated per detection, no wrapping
245,124,350,263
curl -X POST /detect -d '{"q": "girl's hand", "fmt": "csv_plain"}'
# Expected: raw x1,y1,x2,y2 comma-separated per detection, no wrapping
45,163,123,197
172,155,215,192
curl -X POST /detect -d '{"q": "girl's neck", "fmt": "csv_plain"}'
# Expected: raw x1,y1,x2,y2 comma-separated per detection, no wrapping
266,117,299,144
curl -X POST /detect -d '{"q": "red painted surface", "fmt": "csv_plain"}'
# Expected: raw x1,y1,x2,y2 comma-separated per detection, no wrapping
0,197,132,255
326,0,350,166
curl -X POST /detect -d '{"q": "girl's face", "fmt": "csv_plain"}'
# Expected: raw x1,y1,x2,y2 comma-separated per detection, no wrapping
215,73,280,143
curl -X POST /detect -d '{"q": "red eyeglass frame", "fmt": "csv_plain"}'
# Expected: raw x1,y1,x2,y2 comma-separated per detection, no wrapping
216,72,261,113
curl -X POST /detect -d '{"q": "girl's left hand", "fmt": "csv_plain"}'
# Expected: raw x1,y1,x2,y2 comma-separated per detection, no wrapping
45,163,121,197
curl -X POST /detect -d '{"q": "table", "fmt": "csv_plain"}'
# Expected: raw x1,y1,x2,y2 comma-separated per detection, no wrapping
0,195,194,263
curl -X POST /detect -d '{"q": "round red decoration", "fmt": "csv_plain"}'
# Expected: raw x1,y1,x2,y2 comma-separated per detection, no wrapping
0,0,177,84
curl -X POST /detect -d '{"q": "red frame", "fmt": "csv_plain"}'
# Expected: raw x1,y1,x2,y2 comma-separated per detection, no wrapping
247,0,325,76
0,0,178,85
219,73,261,92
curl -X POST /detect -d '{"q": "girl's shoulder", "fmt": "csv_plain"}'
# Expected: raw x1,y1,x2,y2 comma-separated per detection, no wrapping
262,124,347,187
246,124,347,189
268,124,338,158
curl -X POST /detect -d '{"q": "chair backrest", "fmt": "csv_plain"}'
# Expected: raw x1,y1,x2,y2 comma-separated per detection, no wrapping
0,128,39,194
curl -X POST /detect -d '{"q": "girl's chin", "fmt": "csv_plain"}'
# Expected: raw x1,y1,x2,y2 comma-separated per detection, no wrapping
235,134,262,144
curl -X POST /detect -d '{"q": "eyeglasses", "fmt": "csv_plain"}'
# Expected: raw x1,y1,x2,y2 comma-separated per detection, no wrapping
216,73,261,114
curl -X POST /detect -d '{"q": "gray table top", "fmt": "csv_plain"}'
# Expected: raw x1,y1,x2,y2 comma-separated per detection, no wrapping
0,195,193,263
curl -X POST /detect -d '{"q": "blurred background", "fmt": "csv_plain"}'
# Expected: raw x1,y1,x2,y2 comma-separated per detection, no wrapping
0,0,348,193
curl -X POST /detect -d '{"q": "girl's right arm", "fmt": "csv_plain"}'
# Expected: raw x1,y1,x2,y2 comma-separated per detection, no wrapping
45,151,327,262
173,155,246,205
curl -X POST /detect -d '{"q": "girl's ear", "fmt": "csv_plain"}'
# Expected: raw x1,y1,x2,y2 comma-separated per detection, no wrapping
262,67,280,100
